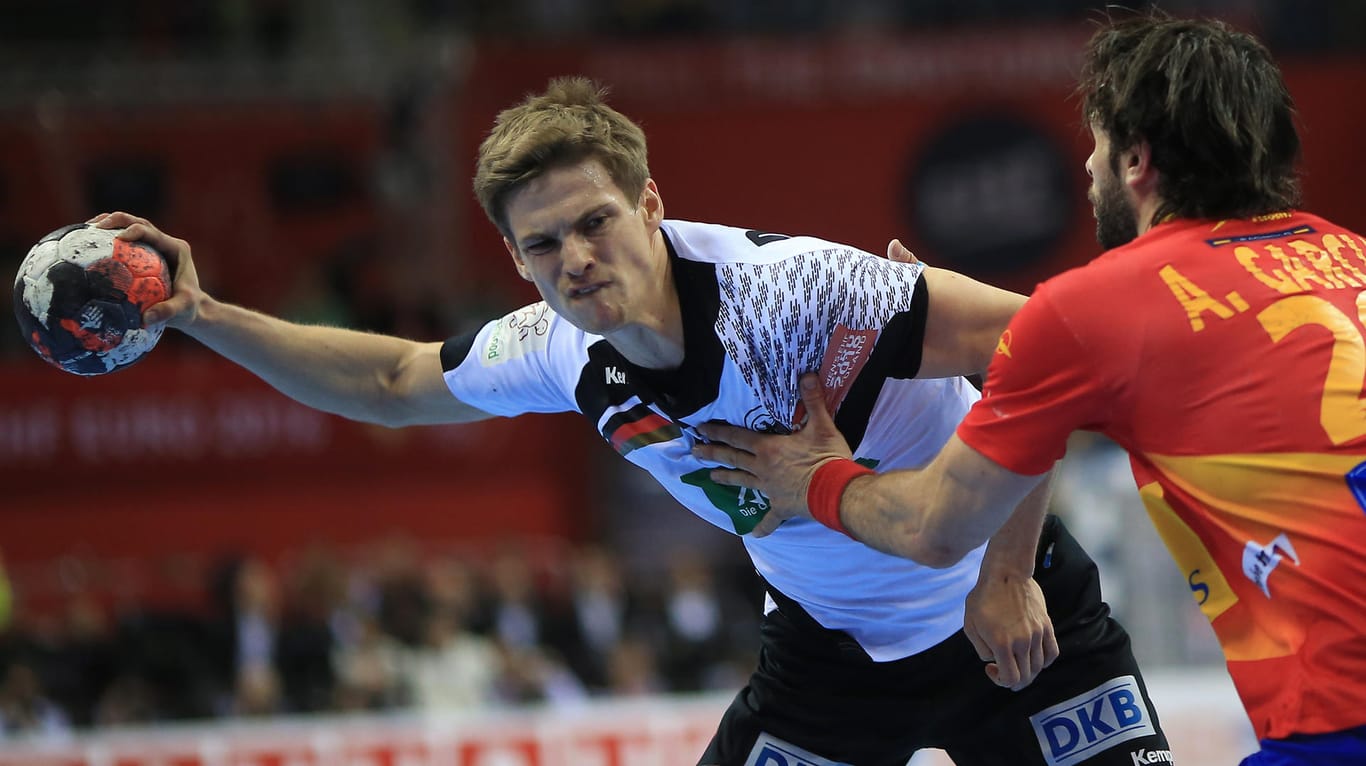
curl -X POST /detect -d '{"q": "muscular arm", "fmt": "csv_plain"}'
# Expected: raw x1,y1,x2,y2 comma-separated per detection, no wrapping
100,211,491,428
840,435,1048,567
186,298,489,427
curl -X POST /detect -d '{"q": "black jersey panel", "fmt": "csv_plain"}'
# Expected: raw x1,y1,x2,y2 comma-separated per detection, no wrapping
571,230,726,424
833,276,929,450
440,330,480,373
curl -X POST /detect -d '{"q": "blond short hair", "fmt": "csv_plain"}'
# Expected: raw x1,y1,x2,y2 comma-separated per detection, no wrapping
473,77,650,236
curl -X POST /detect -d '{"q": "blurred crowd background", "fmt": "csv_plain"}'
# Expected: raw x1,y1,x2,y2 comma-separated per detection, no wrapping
1,0,1364,746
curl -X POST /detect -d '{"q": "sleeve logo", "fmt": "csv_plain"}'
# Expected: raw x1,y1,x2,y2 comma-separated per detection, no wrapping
482,303,551,367
995,329,1013,358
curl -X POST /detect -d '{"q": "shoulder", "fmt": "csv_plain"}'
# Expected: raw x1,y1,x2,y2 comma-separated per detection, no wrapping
662,219,871,267
449,301,587,372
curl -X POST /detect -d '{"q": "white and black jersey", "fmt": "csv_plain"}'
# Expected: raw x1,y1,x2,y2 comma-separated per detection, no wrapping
441,220,985,661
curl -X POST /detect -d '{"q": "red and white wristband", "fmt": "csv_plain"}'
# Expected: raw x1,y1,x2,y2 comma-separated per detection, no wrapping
806,458,874,537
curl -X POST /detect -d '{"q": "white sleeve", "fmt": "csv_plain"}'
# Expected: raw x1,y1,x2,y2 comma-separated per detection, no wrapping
441,302,581,417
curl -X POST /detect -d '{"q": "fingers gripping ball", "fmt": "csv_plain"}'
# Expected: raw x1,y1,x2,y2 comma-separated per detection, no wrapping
12,223,171,376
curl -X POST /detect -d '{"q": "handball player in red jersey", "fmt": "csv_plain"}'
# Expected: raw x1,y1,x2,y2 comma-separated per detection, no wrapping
698,12,1366,766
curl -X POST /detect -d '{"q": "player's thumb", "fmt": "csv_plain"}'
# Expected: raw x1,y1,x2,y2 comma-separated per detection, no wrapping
799,374,836,433
142,296,186,327
886,239,920,264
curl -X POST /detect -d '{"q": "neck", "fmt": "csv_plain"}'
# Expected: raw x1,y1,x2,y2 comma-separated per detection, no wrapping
606,232,684,369
1135,193,1167,235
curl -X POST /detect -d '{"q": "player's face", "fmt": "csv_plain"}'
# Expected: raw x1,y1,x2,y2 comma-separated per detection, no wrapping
502,158,667,336
1086,124,1140,250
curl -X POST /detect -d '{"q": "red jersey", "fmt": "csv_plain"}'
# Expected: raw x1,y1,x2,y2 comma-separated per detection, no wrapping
958,211,1366,741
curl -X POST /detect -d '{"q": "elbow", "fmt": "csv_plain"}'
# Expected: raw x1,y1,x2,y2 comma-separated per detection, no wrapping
914,541,974,569
892,524,973,569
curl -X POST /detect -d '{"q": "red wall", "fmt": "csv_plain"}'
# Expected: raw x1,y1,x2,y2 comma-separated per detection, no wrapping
2,28,1363,579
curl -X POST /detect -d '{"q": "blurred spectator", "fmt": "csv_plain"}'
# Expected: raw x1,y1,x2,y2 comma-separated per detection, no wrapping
93,673,158,727
485,543,552,652
274,546,344,713
370,536,432,648
544,545,641,691
604,635,665,697
332,613,406,711
232,662,282,716
398,607,500,710
0,660,70,741
109,598,218,721
207,555,284,716
42,595,116,727
492,643,588,707
656,550,738,692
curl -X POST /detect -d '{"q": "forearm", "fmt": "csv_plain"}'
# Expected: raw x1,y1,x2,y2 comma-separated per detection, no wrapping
977,471,1054,580
837,469,980,566
185,296,469,426
833,473,917,559
834,438,1047,567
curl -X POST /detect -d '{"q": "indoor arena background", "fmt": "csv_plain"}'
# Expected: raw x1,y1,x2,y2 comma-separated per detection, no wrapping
1,1,1364,764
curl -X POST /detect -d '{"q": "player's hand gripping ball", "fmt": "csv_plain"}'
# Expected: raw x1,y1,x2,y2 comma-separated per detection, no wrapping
12,223,172,376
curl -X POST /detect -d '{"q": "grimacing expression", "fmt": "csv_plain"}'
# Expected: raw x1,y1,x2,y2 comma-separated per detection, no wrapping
501,158,665,337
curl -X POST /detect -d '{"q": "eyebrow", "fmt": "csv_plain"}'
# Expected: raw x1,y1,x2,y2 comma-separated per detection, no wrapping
518,203,616,245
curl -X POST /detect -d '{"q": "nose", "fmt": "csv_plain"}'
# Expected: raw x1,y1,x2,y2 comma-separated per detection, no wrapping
562,234,595,276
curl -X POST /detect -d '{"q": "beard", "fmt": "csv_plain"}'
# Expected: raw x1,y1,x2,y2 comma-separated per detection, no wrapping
1091,174,1140,250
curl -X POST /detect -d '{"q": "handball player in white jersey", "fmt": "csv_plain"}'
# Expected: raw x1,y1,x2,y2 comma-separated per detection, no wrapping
94,77,1173,765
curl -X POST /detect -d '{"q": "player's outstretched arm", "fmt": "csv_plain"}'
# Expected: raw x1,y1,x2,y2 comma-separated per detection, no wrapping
93,212,490,427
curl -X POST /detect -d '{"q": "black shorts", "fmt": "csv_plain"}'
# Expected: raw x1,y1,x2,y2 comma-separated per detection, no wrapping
700,515,1174,766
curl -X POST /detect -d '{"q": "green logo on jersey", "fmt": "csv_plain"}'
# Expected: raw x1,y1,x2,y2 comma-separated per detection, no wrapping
681,468,771,534
681,457,880,535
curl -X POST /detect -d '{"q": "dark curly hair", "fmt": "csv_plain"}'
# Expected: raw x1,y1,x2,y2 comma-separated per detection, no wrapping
1078,12,1301,225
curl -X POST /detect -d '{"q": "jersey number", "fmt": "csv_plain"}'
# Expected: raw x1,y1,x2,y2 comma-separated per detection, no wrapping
1257,291,1366,445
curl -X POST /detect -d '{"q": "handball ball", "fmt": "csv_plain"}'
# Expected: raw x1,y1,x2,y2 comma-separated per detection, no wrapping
12,223,172,376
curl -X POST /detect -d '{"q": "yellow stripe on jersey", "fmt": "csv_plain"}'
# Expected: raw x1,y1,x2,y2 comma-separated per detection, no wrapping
1139,450,1366,663
1138,481,1238,623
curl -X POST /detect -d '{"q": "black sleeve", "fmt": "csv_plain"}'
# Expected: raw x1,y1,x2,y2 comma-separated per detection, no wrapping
439,329,480,373
831,275,929,449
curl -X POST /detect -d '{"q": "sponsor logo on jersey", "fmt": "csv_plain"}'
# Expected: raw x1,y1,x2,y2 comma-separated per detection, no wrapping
791,325,877,427
1130,748,1174,765
743,732,848,766
996,329,1013,358
743,405,787,434
482,304,551,366
682,455,880,535
601,404,682,457
1242,532,1299,598
681,467,770,535
1029,675,1155,766
605,366,627,385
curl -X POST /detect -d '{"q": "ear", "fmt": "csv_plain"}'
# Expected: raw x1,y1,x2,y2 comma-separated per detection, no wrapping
640,179,663,230
1120,139,1159,197
504,237,533,282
